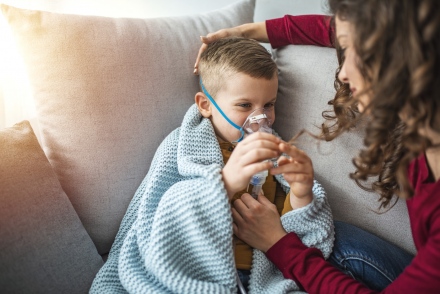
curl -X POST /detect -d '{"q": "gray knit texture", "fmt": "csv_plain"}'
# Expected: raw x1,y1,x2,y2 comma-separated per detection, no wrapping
90,104,334,294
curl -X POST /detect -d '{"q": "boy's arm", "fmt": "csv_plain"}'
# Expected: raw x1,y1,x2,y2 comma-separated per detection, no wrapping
274,181,305,216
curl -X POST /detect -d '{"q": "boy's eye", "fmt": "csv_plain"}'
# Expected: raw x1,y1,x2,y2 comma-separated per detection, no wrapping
238,103,252,108
264,102,275,109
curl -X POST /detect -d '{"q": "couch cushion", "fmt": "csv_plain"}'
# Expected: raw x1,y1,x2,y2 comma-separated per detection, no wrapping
272,45,415,254
0,0,255,254
0,121,103,293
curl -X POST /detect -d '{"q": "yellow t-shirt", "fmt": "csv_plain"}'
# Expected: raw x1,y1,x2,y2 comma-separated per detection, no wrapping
219,142,292,270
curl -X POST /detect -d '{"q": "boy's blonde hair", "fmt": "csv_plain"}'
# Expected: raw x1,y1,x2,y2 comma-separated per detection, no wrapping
198,37,277,98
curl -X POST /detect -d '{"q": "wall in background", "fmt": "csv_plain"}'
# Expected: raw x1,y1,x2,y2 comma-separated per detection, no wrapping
0,0,327,18
0,0,326,129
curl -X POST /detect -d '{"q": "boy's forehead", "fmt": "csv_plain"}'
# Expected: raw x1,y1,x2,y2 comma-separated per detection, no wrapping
216,73,278,100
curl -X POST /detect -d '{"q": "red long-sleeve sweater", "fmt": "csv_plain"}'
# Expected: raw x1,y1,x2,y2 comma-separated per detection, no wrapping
265,15,440,293
266,15,335,49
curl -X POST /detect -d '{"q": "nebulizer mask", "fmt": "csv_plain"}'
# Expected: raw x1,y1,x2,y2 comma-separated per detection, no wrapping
200,78,273,200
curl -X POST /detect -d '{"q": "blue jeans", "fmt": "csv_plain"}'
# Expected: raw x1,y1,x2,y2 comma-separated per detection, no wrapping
236,269,250,293
328,221,414,291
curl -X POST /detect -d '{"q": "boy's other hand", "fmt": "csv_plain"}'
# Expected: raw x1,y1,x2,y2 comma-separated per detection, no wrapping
271,142,314,209
221,132,280,200
232,193,287,252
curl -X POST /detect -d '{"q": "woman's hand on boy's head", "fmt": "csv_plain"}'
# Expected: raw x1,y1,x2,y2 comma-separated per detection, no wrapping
194,22,269,75
232,193,287,252
271,142,314,209
221,132,281,200
194,26,244,75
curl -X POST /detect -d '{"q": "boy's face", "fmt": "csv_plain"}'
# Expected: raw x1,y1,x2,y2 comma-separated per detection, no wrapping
209,72,278,143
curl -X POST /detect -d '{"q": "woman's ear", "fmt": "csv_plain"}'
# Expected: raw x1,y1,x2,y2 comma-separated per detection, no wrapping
195,92,212,118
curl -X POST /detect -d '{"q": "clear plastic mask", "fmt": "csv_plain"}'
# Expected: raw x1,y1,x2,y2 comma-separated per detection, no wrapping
241,108,273,136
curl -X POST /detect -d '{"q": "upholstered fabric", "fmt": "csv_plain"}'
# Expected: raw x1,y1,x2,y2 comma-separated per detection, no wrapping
1,0,256,254
0,121,103,293
272,45,415,254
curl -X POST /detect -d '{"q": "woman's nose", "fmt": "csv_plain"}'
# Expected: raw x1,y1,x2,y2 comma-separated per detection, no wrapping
338,61,349,84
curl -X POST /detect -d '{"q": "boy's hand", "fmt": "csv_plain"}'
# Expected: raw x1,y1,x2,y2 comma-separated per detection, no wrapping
222,132,280,200
271,142,314,209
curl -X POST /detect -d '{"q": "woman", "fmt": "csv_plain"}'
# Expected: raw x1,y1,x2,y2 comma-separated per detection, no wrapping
195,0,440,293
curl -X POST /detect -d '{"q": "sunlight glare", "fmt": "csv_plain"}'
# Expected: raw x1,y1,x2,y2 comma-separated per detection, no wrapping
0,12,35,129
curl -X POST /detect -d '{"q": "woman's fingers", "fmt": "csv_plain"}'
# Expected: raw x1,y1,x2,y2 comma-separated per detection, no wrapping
233,197,251,213
232,194,285,252
241,193,271,209
203,29,233,43
194,32,220,74
194,43,208,75
239,193,259,208
257,193,274,208
194,27,242,74
231,206,244,222
232,222,239,236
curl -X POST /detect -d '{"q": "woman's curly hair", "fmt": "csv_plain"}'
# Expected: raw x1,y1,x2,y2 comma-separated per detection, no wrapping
322,0,440,209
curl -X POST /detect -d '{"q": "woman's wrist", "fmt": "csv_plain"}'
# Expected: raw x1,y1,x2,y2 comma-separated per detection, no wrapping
262,229,288,253
239,22,269,43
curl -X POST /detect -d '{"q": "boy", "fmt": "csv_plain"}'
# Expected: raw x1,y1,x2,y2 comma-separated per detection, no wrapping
197,37,309,289
91,38,333,294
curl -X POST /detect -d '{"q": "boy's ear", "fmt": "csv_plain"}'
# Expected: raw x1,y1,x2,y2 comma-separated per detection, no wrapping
195,92,212,118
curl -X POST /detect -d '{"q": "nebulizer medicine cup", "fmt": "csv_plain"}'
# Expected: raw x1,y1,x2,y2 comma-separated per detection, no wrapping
242,108,274,199
249,169,269,199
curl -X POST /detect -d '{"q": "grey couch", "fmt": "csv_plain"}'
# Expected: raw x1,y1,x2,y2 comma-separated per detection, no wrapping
0,0,415,292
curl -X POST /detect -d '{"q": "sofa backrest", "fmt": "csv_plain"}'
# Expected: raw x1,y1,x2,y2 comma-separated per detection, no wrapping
2,0,416,255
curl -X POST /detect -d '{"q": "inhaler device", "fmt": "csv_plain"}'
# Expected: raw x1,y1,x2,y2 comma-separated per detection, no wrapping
242,108,273,199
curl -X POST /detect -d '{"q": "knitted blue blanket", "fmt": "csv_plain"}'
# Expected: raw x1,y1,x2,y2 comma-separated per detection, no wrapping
90,104,334,294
